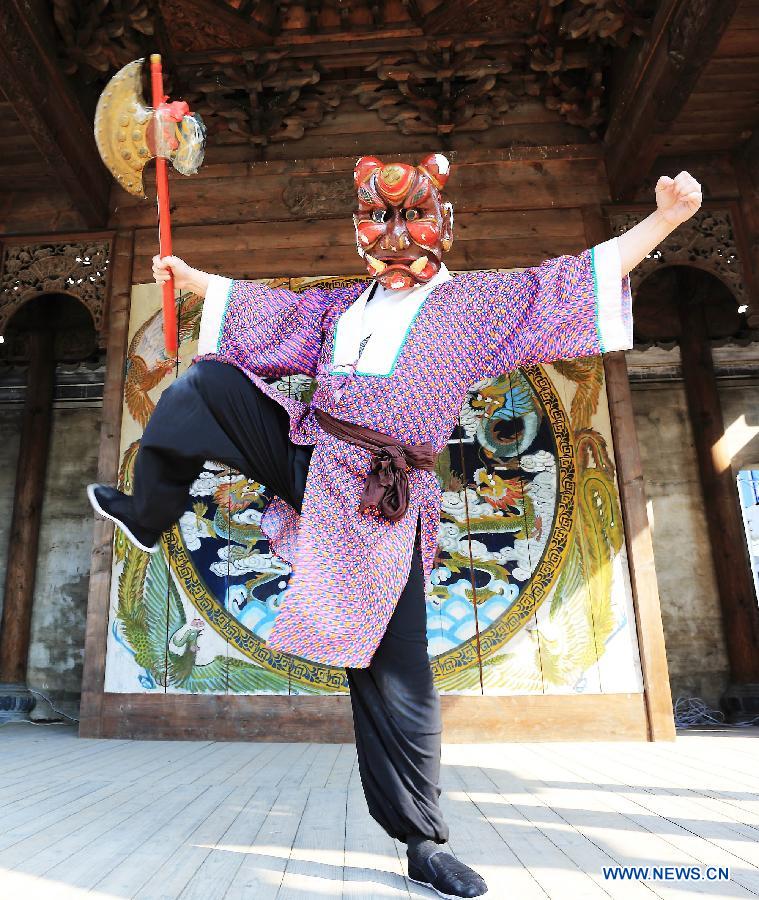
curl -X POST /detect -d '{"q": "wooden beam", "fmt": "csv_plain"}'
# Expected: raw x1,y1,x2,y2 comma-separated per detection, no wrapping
92,691,649,742
582,204,676,741
0,1,110,228
677,267,759,683
604,0,740,201
170,0,275,43
79,230,135,738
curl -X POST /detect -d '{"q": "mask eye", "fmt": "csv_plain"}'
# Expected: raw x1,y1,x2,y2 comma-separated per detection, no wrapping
370,208,388,223
404,208,421,221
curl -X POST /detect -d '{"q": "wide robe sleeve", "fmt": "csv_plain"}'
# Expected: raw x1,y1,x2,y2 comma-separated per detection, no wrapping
196,274,335,378
469,236,634,380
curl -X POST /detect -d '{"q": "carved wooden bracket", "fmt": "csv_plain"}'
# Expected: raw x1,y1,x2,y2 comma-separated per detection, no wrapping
179,53,342,145
52,0,157,80
355,43,522,136
609,208,749,310
0,239,111,345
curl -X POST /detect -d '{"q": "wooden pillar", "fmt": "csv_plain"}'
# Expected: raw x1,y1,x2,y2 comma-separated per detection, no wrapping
79,230,135,737
732,134,759,330
582,205,676,740
0,328,56,690
677,267,759,683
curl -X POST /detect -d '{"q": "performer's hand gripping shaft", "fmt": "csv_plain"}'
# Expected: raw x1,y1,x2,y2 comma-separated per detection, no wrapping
152,255,210,297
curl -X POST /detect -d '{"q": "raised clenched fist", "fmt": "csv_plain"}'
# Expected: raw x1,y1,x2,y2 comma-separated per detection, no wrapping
655,171,702,228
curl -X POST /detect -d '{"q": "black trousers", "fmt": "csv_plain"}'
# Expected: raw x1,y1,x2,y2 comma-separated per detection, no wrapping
129,360,450,845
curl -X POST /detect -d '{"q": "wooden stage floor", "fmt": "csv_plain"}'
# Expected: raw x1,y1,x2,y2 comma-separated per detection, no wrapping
0,724,757,899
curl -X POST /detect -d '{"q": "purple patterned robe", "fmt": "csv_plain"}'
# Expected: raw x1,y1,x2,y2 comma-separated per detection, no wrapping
194,238,633,667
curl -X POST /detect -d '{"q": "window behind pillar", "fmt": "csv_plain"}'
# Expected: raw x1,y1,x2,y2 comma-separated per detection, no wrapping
737,469,759,606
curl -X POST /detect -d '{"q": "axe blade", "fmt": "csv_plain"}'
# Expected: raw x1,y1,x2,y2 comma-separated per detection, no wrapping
94,58,154,198
94,58,207,198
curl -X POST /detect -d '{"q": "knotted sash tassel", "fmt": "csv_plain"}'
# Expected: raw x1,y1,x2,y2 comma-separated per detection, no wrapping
360,445,410,522
313,408,437,522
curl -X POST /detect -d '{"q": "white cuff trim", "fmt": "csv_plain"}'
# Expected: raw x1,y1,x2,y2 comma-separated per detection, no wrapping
591,236,633,353
197,275,233,355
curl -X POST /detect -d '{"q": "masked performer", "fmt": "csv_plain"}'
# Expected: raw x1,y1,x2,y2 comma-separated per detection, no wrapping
88,157,701,899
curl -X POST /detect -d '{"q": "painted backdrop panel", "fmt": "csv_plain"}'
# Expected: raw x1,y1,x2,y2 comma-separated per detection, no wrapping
103,276,643,696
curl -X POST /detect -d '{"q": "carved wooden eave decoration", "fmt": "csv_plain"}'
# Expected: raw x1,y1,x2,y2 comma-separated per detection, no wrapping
50,0,653,142
527,39,606,133
179,52,342,145
0,239,111,345
52,0,273,77
354,43,523,136
52,0,158,78
609,208,749,312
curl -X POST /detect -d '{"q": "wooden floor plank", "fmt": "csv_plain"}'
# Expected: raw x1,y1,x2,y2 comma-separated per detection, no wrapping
172,787,281,900
129,767,280,898
276,743,323,788
0,739,163,808
634,737,759,790
95,783,248,897
548,740,759,897
298,743,343,789
461,749,630,900
224,785,311,899
324,743,357,789
0,747,226,864
602,741,759,833
342,782,414,898
122,751,283,897
247,742,314,788
32,781,215,890
536,742,759,897
276,786,347,898
0,743,237,872
0,731,130,777
444,763,547,899
1,728,758,899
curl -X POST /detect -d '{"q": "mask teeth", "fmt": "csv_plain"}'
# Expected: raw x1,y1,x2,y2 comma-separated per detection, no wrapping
365,254,387,274
409,255,428,275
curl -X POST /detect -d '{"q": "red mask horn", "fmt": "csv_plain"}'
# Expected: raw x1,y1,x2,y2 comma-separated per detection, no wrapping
417,153,450,191
354,156,383,187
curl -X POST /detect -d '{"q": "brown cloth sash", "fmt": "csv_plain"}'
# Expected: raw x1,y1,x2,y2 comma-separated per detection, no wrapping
313,407,438,523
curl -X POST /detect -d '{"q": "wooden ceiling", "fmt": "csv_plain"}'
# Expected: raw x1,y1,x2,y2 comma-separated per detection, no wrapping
0,0,756,228
661,1,759,155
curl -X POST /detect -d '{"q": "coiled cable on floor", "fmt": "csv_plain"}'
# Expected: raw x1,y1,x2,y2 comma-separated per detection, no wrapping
0,685,80,726
674,695,759,728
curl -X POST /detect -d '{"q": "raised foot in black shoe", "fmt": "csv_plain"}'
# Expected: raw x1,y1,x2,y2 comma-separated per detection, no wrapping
408,851,488,899
87,484,161,554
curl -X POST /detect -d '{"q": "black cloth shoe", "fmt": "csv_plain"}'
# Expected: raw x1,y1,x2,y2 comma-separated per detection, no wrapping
408,850,488,898
87,484,161,553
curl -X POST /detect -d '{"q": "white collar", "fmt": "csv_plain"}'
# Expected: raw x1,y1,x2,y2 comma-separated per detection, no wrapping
331,263,452,376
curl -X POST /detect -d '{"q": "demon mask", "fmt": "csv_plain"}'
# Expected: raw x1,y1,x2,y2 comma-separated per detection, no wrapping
353,153,454,290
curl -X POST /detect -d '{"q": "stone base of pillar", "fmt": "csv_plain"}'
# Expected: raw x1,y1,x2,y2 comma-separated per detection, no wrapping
0,682,36,722
722,683,759,724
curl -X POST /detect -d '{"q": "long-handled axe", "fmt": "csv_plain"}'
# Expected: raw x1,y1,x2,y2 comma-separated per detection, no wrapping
94,56,206,355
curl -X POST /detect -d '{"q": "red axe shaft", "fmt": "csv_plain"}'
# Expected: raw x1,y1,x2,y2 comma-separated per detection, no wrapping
149,54,178,356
